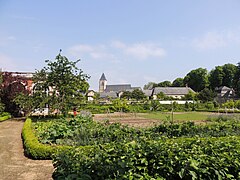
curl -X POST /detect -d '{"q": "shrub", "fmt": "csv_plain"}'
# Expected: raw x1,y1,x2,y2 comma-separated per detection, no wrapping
22,118,74,159
0,112,11,122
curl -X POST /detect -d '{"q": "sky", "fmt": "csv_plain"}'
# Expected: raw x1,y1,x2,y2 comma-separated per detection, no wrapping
1,0,240,90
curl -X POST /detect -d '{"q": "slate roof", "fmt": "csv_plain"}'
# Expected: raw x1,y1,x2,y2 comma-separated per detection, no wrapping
100,91,118,98
143,90,153,97
105,84,132,92
153,87,194,95
100,73,107,81
215,86,231,91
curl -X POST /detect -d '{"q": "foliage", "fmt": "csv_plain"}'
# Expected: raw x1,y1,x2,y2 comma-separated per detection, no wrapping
157,80,172,87
209,66,224,89
143,82,156,90
120,91,132,100
0,72,30,116
156,92,169,100
120,89,146,101
22,118,57,159
112,99,129,112
183,90,196,100
34,115,145,146
0,112,11,122
222,63,237,88
14,93,34,116
53,136,240,179
33,53,90,116
172,77,184,87
131,89,146,100
29,114,240,178
183,68,209,92
197,88,216,102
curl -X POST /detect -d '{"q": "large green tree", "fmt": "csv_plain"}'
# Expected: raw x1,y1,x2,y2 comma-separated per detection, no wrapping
209,66,224,89
222,63,237,88
172,78,184,87
157,81,172,87
131,89,146,101
197,88,216,102
184,68,209,92
33,53,89,116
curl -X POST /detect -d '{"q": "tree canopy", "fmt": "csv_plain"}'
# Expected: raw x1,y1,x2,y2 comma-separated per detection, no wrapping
35,53,90,115
183,68,209,92
13,53,90,116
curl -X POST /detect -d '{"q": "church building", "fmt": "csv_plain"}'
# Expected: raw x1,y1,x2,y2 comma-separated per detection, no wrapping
99,73,140,99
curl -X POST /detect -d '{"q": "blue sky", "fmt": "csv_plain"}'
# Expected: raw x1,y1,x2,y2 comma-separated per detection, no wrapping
1,0,240,90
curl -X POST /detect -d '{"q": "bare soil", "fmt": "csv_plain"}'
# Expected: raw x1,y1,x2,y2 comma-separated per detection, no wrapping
0,119,53,180
94,112,162,128
93,112,211,127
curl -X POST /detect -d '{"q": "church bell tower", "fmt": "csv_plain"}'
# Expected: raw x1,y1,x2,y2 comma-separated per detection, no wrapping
99,73,107,92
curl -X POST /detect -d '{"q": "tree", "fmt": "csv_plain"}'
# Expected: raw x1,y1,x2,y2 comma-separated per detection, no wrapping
183,68,209,92
157,81,172,87
157,92,168,100
222,63,237,88
235,62,240,97
197,88,216,102
120,91,132,100
14,93,34,116
172,78,184,87
112,99,129,112
33,52,89,116
131,89,146,101
184,90,196,100
0,72,30,116
143,82,156,90
209,66,224,90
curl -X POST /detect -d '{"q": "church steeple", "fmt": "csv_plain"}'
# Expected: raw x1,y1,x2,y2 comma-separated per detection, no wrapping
99,73,107,92
100,73,107,81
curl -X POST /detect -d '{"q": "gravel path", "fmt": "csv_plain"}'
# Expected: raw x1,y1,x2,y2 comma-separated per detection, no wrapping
0,119,53,180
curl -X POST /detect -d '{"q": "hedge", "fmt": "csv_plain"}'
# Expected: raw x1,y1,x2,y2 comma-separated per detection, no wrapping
0,113,11,122
22,118,93,160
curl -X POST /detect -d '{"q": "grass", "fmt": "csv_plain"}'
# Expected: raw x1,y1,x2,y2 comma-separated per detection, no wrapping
139,112,216,122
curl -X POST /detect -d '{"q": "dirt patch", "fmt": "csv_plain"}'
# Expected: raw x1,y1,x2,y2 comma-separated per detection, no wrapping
94,113,162,127
0,119,53,180
93,112,212,127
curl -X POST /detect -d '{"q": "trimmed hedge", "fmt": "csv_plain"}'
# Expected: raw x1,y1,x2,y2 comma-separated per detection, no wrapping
22,118,93,160
0,114,11,122
22,118,57,159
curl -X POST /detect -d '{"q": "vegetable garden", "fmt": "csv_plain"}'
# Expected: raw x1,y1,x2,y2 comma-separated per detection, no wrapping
24,113,240,179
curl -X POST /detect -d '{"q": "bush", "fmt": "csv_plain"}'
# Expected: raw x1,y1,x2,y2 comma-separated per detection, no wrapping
0,112,11,122
22,118,74,159
22,118,56,159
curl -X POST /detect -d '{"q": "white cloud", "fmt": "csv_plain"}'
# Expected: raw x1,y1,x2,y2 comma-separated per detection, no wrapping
68,41,166,62
112,41,166,60
192,29,240,50
68,44,115,60
193,32,226,50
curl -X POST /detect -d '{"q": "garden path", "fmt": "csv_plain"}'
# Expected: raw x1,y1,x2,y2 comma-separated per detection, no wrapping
0,119,53,180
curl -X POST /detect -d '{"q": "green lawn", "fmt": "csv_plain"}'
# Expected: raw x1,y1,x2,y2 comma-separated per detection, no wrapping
139,112,217,122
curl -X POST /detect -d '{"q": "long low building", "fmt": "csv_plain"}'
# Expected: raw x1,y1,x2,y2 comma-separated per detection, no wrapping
152,87,195,100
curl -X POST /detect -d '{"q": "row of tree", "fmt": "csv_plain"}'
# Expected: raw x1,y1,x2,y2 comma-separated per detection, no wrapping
144,63,240,95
